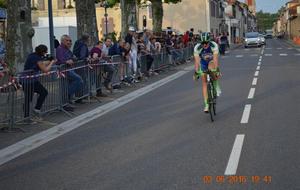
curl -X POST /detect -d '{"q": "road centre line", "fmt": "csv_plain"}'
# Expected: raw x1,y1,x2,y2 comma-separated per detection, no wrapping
256,66,260,70
280,54,288,56
241,104,252,124
236,55,244,58
254,71,259,77
225,134,245,175
0,66,194,167
252,78,258,86
264,54,272,56
248,88,256,99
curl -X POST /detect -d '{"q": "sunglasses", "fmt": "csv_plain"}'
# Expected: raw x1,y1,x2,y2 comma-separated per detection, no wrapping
201,41,209,45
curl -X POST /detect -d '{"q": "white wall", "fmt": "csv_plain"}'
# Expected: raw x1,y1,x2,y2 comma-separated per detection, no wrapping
32,26,77,50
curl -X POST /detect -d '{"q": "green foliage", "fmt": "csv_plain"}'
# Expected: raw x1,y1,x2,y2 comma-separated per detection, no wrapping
256,10,278,32
0,0,7,8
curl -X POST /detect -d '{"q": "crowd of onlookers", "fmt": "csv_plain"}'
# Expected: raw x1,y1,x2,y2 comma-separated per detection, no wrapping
0,27,198,119
1,27,232,120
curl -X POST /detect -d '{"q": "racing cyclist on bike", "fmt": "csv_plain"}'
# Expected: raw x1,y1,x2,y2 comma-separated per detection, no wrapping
194,32,221,112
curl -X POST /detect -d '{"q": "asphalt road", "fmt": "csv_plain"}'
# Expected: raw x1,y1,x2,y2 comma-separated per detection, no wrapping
0,39,299,190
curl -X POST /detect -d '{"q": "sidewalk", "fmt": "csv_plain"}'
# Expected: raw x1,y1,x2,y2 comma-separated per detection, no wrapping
284,39,300,48
0,62,193,150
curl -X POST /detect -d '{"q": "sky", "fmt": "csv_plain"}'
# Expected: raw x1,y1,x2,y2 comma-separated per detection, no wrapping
252,0,290,13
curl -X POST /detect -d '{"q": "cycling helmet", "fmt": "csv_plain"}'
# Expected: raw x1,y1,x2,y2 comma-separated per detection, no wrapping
199,32,211,43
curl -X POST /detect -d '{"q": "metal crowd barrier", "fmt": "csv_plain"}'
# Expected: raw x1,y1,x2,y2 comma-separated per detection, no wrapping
0,46,194,130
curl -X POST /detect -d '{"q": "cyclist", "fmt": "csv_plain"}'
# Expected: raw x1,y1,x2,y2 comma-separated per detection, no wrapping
194,32,221,112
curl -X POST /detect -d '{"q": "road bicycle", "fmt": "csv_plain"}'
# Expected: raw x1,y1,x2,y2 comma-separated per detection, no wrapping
194,70,217,122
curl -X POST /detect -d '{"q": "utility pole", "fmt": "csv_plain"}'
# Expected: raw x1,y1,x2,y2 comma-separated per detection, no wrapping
48,0,55,57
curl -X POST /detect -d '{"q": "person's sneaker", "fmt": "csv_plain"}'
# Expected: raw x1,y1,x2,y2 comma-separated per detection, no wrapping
63,105,75,112
33,108,42,115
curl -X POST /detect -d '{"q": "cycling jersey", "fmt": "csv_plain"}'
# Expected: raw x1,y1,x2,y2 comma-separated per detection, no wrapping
194,41,219,71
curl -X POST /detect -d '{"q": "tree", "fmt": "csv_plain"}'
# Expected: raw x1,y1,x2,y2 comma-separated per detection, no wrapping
150,0,181,33
120,0,138,38
75,0,99,43
0,0,7,8
6,0,34,73
256,10,278,32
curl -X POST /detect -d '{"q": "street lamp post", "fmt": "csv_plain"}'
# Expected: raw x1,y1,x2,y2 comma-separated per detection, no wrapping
103,1,109,37
48,0,55,57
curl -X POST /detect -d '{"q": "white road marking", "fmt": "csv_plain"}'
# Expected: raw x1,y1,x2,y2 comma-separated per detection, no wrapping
248,88,256,99
0,66,194,167
288,48,293,50
250,54,259,57
266,48,272,50
264,54,272,56
252,78,258,85
236,55,244,58
258,62,261,65
277,48,283,50
225,134,245,175
295,54,300,56
241,104,252,124
254,71,259,76
256,66,260,70
280,54,288,56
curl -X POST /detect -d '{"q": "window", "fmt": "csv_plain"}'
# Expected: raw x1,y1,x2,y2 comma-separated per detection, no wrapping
148,4,153,20
210,1,216,17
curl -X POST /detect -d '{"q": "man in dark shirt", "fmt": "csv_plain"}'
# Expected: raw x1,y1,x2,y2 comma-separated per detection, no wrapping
23,44,56,117
73,34,90,60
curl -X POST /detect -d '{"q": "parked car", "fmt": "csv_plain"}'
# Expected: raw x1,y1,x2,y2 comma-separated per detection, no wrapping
259,34,266,45
244,32,261,48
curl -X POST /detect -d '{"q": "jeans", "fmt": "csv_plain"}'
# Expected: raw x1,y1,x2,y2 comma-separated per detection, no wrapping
67,70,83,98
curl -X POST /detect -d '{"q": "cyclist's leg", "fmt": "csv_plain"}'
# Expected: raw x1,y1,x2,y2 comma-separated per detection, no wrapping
208,61,221,96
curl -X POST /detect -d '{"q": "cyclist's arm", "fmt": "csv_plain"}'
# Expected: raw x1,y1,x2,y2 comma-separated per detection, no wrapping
194,43,201,73
211,42,219,68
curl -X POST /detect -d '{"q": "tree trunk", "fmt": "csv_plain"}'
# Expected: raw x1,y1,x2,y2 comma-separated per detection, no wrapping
6,0,34,73
120,0,137,39
75,0,98,44
151,0,163,33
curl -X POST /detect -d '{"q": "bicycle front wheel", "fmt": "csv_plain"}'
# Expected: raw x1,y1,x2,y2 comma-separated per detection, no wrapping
207,82,214,122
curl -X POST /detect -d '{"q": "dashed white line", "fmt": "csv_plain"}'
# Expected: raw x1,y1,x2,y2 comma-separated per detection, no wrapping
248,88,256,99
256,66,260,70
295,54,300,56
250,54,259,57
264,54,272,56
236,55,244,58
266,48,272,50
277,48,283,50
288,48,293,50
254,71,259,76
252,78,258,85
241,104,252,124
258,62,261,66
280,54,288,56
225,134,245,175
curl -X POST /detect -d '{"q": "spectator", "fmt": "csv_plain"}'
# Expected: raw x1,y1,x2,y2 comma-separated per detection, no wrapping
22,44,56,118
54,36,60,49
73,34,90,60
125,26,138,78
183,31,190,47
137,34,153,77
101,38,114,92
56,34,83,107
90,41,109,97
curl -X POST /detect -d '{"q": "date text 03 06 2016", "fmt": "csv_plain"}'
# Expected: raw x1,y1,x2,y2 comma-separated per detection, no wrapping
202,175,272,185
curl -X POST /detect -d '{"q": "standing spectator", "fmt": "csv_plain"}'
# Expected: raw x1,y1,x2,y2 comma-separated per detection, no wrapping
22,44,56,118
125,26,138,78
56,34,83,107
101,38,114,92
73,34,90,60
137,34,153,77
219,32,229,55
183,31,190,47
90,41,108,97
54,36,60,49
